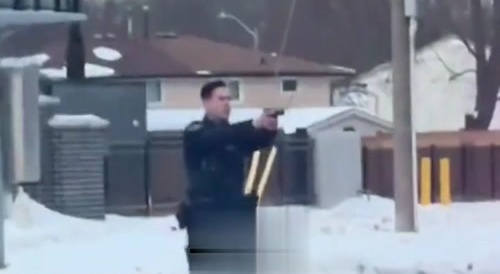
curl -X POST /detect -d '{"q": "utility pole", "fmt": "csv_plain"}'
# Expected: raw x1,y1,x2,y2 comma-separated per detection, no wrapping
391,0,417,232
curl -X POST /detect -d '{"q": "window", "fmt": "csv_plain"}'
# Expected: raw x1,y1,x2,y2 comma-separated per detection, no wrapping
281,78,298,93
146,80,163,104
227,79,241,101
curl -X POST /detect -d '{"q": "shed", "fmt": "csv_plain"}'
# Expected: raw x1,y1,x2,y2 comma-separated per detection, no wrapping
147,107,392,209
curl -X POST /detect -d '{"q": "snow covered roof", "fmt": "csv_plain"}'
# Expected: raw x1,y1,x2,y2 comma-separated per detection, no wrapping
147,107,366,134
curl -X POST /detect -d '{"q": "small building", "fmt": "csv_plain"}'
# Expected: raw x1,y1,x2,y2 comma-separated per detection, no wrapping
148,106,392,209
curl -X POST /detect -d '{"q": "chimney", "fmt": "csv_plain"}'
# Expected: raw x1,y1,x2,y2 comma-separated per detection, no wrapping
66,0,85,79
126,6,133,38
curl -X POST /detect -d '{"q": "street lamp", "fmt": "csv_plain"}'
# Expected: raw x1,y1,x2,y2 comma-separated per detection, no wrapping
217,11,259,51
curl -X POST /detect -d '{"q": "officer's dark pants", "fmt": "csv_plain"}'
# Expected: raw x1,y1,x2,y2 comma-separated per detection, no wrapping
186,199,257,274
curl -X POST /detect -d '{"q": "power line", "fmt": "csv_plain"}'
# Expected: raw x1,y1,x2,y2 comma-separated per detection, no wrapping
274,0,297,76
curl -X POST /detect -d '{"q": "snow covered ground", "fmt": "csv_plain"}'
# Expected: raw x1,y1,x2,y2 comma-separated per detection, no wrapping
6,190,500,274
309,195,500,274
3,190,188,274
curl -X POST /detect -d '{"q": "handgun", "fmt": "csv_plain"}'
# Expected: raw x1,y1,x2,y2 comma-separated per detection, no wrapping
264,108,285,118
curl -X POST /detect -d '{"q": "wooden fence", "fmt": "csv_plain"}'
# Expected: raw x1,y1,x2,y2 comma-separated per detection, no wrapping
104,130,314,216
363,131,500,202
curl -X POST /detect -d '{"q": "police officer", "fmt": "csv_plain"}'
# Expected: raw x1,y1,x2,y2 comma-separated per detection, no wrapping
179,80,278,274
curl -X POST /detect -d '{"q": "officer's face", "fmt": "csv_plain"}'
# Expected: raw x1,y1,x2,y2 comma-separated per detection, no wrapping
205,87,231,120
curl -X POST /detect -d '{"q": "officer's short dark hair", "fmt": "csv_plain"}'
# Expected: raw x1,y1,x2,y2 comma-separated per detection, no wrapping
200,80,226,100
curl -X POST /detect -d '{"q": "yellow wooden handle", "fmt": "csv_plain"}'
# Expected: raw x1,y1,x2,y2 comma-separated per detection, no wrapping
244,151,261,195
257,146,278,206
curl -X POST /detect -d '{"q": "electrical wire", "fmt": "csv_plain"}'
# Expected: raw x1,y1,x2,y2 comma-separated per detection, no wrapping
273,0,298,77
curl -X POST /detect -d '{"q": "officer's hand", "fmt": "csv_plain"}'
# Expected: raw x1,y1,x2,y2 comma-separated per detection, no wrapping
253,113,278,131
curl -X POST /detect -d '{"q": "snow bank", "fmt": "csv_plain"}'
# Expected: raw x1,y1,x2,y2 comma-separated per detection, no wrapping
147,107,353,133
93,46,122,61
0,54,50,68
356,36,477,132
40,63,115,78
48,114,110,129
309,195,500,273
5,188,188,274
38,95,60,107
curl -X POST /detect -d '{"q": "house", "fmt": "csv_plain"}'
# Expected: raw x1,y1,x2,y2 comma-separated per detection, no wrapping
1,34,355,109
354,36,477,132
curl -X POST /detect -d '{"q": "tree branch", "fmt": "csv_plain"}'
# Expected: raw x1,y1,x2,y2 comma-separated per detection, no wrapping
449,69,476,81
432,49,457,75
432,49,476,81
436,0,478,58
457,35,478,58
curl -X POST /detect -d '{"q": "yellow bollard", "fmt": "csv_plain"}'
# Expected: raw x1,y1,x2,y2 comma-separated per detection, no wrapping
439,158,451,205
420,157,432,206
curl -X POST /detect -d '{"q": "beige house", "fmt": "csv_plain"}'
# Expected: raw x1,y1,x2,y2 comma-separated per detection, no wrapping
138,36,355,109
20,34,354,108
150,76,341,109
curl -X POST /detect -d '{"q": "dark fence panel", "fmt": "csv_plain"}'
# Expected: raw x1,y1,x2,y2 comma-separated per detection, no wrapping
279,131,315,205
100,129,315,216
105,142,147,216
147,131,186,215
492,146,500,199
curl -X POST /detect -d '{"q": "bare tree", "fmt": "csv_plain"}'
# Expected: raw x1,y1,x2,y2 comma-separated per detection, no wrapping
436,0,500,129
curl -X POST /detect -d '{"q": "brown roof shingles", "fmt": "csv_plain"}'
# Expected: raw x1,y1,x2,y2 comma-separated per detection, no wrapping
1,34,354,78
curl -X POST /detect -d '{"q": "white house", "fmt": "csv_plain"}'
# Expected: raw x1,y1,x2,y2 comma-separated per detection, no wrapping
355,36,477,132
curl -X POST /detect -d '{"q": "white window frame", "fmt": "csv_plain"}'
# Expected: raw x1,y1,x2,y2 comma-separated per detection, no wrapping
206,78,244,104
225,78,243,104
146,79,164,108
280,77,299,93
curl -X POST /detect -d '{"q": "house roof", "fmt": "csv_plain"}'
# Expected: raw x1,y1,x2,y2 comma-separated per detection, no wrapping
0,35,355,79
307,108,393,133
147,107,390,134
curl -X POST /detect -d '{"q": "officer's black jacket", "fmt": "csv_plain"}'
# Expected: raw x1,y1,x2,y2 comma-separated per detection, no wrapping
182,116,276,208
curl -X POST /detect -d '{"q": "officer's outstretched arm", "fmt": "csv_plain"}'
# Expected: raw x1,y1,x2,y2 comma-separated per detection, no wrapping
184,120,258,150
240,128,277,153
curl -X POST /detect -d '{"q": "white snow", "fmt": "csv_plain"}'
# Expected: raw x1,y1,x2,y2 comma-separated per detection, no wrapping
8,189,500,273
93,46,122,61
5,188,188,274
40,63,115,78
356,35,477,132
38,95,60,107
308,195,500,273
147,107,354,133
0,54,50,68
48,114,110,129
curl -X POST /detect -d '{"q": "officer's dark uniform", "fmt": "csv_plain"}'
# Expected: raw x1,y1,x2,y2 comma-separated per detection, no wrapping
179,116,276,274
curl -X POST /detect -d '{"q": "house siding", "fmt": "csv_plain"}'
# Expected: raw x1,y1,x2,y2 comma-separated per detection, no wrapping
159,76,336,108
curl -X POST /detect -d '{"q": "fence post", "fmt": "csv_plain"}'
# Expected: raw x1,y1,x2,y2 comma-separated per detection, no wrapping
48,114,109,219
